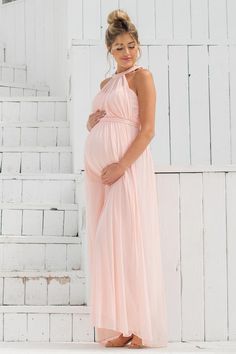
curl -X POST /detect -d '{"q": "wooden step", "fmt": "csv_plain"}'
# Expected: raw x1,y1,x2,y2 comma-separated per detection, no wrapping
0,123,70,147
0,62,27,84
0,81,50,96
0,270,86,306
0,147,72,173
0,235,81,271
0,173,77,204
0,305,93,342
0,201,78,237
0,97,67,122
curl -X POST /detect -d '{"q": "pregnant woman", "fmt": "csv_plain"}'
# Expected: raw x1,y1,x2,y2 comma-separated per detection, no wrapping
84,9,168,349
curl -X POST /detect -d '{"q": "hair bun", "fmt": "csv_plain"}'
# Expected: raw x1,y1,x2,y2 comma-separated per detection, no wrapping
107,9,131,26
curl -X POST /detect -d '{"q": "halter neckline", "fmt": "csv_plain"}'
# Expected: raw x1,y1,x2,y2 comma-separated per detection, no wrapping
112,64,141,77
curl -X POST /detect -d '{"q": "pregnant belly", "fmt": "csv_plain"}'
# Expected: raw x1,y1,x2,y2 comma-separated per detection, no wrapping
84,120,138,176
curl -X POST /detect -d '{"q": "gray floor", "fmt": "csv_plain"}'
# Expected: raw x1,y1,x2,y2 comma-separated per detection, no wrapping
0,341,236,353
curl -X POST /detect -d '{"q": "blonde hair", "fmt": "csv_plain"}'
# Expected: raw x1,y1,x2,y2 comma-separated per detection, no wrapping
105,9,141,74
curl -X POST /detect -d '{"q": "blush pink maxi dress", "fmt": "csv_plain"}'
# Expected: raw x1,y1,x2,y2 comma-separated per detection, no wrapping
84,64,168,348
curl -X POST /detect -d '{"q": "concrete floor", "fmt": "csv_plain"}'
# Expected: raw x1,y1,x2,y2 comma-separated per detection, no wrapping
0,341,236,354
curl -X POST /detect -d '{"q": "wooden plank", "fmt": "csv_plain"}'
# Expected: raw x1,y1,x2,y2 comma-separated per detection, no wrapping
137,0,155,40
227,0,236,43
15,0,25,64
203,172,227,340
83,0,100,40
173,0,191,40
155,0,173,40
157,173,181,341
191,0,208,41
180,173,204,340
189,45,210,164
67,0,83,44
119,0,137,25
70,46,90,172
209,46,231,164
226,172,236,340
149,45,170,167
169,46,190,164
229,46,236,163
208,0,227,41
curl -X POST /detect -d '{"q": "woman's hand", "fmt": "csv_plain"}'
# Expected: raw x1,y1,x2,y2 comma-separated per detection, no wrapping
87,109,106,131
101,162,126,185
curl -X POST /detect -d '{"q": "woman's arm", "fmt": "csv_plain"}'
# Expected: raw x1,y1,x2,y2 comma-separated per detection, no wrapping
118,68,156,171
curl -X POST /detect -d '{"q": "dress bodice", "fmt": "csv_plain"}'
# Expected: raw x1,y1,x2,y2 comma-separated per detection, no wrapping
91,64,143,125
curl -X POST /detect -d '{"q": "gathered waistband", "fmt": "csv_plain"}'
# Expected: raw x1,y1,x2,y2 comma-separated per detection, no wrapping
100,116,140,128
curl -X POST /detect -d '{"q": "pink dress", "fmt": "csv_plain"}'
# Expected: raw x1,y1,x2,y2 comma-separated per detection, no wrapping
84,64,168,347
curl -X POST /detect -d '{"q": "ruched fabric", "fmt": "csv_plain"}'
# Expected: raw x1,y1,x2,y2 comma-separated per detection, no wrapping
84,64,168,347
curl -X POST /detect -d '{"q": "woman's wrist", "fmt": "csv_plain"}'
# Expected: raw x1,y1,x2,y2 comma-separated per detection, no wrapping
118,159,128,172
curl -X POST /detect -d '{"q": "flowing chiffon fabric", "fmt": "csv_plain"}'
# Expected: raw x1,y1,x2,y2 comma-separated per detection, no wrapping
84,64,168,347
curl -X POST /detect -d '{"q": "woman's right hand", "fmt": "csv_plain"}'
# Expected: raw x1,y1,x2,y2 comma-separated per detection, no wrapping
87,109,106,131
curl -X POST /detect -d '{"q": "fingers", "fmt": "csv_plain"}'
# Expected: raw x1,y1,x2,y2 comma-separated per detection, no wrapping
89,109,106,129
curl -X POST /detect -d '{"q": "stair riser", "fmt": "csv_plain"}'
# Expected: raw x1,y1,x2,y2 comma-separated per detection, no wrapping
0,208,78,236
0,101,67,122
0,179,76,203
0,312,93,342
0,152,72,173
0,87,49,97
0,243,81,271
0,67,27,84
0,275,85,306
0,127,70,146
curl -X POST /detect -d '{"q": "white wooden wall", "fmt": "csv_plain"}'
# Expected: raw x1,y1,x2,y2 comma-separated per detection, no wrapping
0,0,67,96
68,0,236,343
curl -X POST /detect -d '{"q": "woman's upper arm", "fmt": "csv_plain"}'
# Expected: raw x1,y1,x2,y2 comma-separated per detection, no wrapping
135,69,156,136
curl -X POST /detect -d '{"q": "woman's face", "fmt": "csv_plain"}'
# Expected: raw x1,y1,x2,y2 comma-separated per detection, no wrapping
110,32,139,69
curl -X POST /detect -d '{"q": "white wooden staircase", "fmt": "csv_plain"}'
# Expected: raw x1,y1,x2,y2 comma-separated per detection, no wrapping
0,42,93,343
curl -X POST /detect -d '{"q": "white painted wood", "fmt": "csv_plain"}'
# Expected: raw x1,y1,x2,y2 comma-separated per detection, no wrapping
208,46,231,164
4,277,24,305
208,0,228,41
67,0,83,46
4,313,27,341
150,45,170,166
22,210,43,236
229,46,236,163
25,278,47,305
203,173,227,340
83,0,100,40
189,45,210,164
137,0,155,40
0,243,81,271
50,314,72,342
173,0,191,40
227,0,236,42
47,278,69,305
180,173,204,340
43,210,64,236
157,174,181,341
28,314,50,341
0,0,67,95
70,46,90,173
169,46,190,164
191,0,208,41
155,0,173,40
226,172,236,340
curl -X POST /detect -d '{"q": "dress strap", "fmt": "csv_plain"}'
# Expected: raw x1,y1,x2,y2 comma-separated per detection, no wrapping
112,64,142,77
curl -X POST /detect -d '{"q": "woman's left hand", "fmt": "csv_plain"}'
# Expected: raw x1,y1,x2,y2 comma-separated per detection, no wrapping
101,162,125,185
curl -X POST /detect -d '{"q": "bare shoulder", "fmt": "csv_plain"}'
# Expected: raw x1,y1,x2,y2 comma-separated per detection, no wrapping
134,68,155,95
135,67,154,84
100,77,112,90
